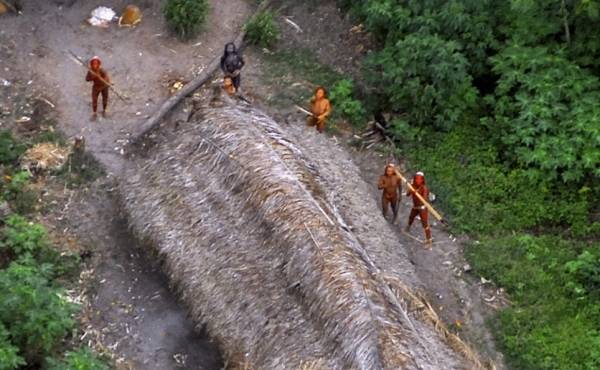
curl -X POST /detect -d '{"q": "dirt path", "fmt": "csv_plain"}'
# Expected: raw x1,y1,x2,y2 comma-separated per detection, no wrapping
1,0,250,368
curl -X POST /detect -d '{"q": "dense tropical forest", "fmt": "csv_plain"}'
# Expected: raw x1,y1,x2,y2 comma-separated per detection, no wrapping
334,0,599,369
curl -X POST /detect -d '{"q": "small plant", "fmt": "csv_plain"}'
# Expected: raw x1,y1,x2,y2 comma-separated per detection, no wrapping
46,347,109,370
1,172,38,215
245,10,279,48
0,323,24,370
0,131,26,166
164,0,209,40
0,263,77,365
329,79,367,127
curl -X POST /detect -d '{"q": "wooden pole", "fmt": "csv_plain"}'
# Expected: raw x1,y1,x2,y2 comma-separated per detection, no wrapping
66,50,129,102
394,169,448,226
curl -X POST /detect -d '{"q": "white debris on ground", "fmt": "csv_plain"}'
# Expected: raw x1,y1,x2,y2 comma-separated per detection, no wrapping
88,7,116,28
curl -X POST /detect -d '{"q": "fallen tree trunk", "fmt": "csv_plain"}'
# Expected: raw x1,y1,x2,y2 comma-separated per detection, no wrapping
130,0,271,144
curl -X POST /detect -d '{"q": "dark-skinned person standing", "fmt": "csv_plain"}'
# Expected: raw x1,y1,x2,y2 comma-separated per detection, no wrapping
378,163,403,222
220,42,245,90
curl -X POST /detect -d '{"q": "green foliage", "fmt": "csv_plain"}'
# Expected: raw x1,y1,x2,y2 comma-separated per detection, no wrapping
339,0,600,368
1,171,37,215
163,0,209,40
487,45,600,183
565,250,600,299
467,235,600,370
0,323,24,370
46,348,109,370
0,131,26,166
329,79,367,127
366,33,477,130
245,10,279,48
55,152,105,189
0,262,77,365
261,49,342,108
409,124,594,235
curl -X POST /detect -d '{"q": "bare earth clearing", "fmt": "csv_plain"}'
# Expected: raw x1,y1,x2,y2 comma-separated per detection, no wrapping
1,0,506,368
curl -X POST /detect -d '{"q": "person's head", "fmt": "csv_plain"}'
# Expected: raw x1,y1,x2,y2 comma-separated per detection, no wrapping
315,86,327,99
385,163,395,176
414,171,425,186
90,56,101,71
223,76,233,87
224,43,236,55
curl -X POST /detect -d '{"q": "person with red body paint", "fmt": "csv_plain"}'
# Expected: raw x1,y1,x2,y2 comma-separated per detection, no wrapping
85,56,110,118
405,171,432,245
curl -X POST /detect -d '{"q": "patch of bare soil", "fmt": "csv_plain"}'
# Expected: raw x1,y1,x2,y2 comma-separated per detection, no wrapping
1,0,251,368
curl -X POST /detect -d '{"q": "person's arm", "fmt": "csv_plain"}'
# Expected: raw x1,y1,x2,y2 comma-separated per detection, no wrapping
220,56,226,72
101,70,110,84
318,100,332,120
422,186,430,202
85,71,93,82
239,55,245,68
378,176,385,189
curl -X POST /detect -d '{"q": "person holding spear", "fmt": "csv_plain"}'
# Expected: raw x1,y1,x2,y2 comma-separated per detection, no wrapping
85,56,110,119
306,86,331,133
405,171,433,246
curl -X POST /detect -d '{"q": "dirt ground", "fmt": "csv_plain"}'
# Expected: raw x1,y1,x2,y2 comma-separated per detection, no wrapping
1,0,250,368
2,0,507,369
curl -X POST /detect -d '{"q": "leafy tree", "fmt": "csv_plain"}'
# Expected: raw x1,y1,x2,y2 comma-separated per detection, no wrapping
365,33,477,129
486,45,600,183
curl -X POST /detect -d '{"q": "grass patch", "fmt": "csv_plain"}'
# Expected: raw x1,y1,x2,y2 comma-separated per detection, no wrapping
404,121,599,369
260,48,342,108
467,235,600,370
55,151,105,189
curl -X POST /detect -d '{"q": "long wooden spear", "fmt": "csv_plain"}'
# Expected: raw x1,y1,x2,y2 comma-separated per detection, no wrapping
66,50,129,102
394,168,449,226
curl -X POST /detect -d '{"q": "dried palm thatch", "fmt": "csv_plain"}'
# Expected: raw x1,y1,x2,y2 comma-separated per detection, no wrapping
21,142,70,173
121,93,485,369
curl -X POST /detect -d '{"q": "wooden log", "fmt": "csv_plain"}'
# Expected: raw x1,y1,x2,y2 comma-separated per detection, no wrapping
130,0,272,145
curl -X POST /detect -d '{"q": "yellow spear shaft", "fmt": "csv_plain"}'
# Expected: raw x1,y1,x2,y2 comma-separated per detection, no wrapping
394,169,448,226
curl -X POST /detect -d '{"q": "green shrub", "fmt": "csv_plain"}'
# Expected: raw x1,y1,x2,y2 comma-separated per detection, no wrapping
0,131,26,166
566,250,600,300
46,347,109,370
329,79,367,127
1,172,37,215
0,263,77,364
0,323,24,370
365,33,477,130
0,215,79,279
467,235,600,370
244,10,279,48
163,0,209,40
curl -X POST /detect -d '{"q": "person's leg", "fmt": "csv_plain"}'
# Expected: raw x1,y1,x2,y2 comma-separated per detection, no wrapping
420,210,432,243
101,88,109,115
391,195,399,222
405,208,418,232
317,118,326,133
91,88,100,113
382,195,389,219
233,74,241,89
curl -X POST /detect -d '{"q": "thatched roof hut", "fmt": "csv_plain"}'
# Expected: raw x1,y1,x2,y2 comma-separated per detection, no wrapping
121,93,488,369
